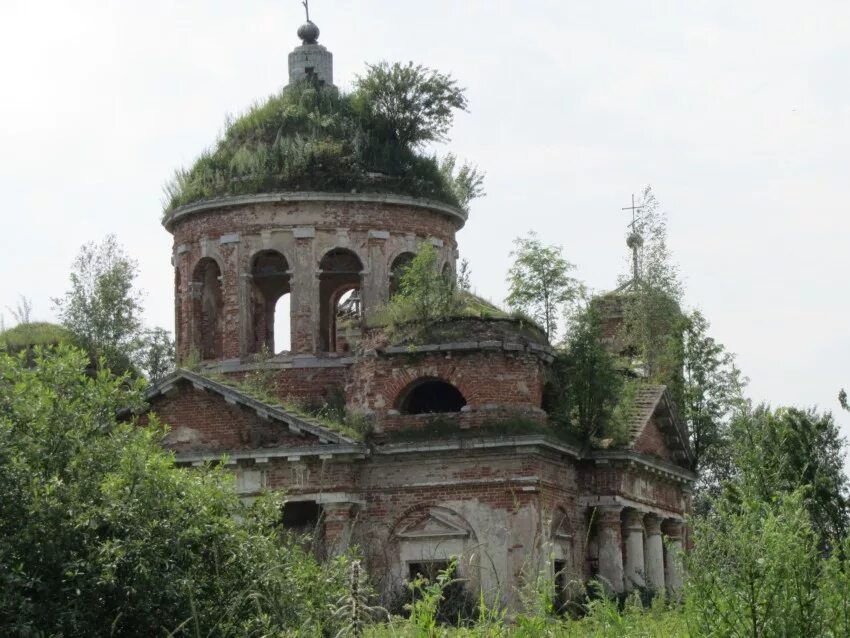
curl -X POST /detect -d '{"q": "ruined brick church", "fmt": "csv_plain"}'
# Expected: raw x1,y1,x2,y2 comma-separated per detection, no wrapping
146,16,695,606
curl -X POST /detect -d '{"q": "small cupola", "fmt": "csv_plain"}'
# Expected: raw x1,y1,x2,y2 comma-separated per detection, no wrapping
288,2,333,86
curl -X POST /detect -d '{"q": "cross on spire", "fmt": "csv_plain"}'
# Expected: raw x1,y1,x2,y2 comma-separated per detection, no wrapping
621,193,644,233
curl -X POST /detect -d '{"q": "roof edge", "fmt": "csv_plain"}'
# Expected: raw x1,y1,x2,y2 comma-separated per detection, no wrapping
162,191,468,231
145,368,359,445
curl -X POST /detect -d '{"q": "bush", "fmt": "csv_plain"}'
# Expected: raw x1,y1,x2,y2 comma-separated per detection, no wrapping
0,346,349,637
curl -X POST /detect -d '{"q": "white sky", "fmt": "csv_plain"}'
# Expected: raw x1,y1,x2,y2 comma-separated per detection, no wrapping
1,0,848,438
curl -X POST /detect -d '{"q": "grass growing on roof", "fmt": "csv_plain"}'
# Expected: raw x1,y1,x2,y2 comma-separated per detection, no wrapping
163,62,484,218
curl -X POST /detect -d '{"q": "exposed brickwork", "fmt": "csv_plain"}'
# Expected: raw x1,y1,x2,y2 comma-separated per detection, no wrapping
169,199,461,361
632,415,673,461
158,192,694,605
144,380,320,453
347,350,546,418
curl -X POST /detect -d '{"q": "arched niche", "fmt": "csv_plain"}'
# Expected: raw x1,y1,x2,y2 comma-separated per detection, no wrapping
397,378,467,415
250,250,291,354
192,258,223,361
319,248,363,353
389,251,416,298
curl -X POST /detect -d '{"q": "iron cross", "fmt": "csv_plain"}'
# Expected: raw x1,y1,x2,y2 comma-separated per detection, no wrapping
622,194,645,232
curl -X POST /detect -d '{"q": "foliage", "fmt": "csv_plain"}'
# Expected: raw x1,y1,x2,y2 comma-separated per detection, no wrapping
619,187,685,400
52,234,144,375
547,304,625,443
135,326,175,384
0,346,350,637
0,321,74,351
165,62,483,214
333,559,386,637
506,232,582,342
439,153,486,212
685,488,823,637
376,242,461,339
729,404,849,545
354,62,468,148
682,311,747,512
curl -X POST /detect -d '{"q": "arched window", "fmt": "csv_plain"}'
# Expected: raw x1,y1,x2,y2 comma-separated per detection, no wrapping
319,248,363,353
192,258,223,360
389,252,415,298
250,250,290,354
399,378,467,415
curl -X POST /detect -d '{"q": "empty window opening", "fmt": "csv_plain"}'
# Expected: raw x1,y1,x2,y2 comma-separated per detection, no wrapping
251,250,290,355
400,379,467,415
192,258,223,360
408,560,452,582
389,252,415,298
281,500,322,534
319,249,363,353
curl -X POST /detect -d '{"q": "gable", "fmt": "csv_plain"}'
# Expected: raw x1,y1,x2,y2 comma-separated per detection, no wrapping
396,511,471,540
623,385,693,468
632,414,673,461
145,380,321,454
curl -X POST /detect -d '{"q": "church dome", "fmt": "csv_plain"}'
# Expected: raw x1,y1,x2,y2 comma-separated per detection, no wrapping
297,20,320,44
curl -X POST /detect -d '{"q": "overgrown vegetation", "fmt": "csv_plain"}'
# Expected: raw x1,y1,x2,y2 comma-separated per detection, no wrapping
163,63,484,215
0,346,352,637
51,234,175,381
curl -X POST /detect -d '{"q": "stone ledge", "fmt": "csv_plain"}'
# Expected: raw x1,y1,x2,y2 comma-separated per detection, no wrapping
163,191,468,231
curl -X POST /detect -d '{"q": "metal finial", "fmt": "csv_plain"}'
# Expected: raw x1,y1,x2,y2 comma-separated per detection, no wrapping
621,194,645,286
302,0,310,21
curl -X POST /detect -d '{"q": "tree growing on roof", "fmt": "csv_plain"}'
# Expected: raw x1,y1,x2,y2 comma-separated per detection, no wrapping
506,232,582,342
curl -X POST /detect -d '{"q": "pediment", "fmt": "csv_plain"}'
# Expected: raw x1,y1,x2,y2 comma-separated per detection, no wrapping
396,511,470,540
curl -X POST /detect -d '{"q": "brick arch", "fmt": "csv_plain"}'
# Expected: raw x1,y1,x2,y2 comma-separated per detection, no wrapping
319,247,364,353
191,257,224,361
248,249,292,354
395,376,467,415
386,365,476,411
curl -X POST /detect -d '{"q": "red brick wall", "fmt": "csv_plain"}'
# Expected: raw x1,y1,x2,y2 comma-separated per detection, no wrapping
347,350,546,419
144,381,320,454
632,416,673,461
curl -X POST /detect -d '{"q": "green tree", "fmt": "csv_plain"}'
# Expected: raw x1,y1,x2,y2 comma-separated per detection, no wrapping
52,235,144,374
353,62,468,149
438,153,485,213
548,304,624,442
388,242,458,329
730,405,849,545
620,186,685,394
135,327,175,384
683,310,747,491
685,488,823,637
0,345,349,636
506,232,581,342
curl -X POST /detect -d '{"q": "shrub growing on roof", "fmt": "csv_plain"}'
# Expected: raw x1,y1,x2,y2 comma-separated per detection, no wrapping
163,63,484,216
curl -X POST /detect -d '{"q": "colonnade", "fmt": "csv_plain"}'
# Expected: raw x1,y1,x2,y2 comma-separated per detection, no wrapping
595,505,684,594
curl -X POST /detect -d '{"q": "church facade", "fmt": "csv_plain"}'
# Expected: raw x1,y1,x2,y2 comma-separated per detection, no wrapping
146,19,695,607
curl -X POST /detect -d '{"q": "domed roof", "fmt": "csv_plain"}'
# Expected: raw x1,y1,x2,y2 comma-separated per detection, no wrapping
297,20,320,44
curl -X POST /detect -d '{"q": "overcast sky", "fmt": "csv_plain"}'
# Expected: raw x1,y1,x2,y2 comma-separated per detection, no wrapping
1,0,848,436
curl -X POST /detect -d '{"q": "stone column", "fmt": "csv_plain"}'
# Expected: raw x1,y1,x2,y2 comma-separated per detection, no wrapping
361,231,389,312
323,502,356,557
643,514,665,591
663,519,685,593
290,229,318,354
595,506,624,594
622,509,645,591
